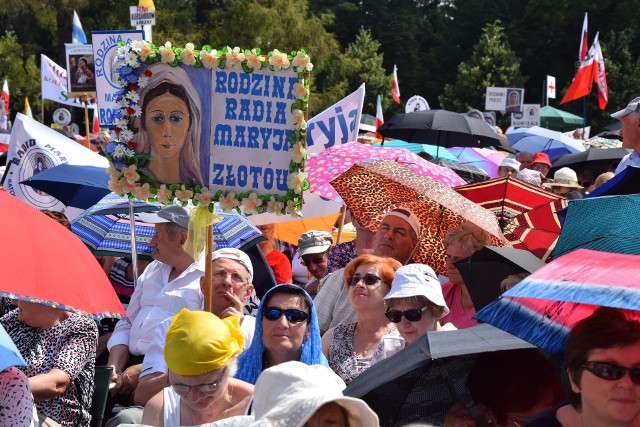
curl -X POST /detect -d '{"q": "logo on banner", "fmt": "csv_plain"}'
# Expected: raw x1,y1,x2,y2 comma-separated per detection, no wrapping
405,95,429,113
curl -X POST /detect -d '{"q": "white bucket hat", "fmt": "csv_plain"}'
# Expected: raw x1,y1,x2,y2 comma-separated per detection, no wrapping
611,96,640,119
542,167,583,189
384,264,450,316
203,361,379,427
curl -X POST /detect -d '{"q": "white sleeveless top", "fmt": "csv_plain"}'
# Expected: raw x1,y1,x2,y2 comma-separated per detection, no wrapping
162,387,181,427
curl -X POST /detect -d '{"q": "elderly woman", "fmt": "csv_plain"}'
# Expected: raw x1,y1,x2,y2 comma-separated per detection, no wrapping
440,222,492,329
525,307,640,427
141,309,252,426
235,285,327,384
131,62,203,186
383,263,452,346
0,301,97,426
321,254,404,385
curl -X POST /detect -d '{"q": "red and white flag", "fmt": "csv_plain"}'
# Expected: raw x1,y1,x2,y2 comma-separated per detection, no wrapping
375,95,384,139
391,65,400,104
561,33,598,105
1,79,9,114
92,108,100,133
594,38,608,110
579,12,588,63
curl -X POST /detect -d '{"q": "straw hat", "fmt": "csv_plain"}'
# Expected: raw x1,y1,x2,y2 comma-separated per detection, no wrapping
543,167,583,189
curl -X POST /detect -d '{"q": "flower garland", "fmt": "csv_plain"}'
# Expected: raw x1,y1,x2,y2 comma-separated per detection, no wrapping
105,40,312,216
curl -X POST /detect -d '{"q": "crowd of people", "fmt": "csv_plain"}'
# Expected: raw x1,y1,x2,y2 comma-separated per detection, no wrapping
1,96,640,427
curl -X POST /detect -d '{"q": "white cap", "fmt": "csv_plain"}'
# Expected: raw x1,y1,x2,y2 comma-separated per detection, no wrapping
212,248,254,282
611,96,640,119
499,157,521,171
384,264,449,316
384,207,421,238
138,205,190,229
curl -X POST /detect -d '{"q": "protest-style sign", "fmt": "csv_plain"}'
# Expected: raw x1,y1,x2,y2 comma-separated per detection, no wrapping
405,95,429,113
105,41,311,216
485,87,525,113
306,84,364,156
130,5,156,26
2,113,108,211
511,104,541,128
92,31,145,127
65,44,97,96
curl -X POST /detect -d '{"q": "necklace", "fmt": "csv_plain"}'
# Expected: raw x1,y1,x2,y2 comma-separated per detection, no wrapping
355,325,390,358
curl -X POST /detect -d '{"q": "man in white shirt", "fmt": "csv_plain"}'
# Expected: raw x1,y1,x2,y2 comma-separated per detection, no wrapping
133,248,256,406
106,205,205,399
612,96,640,174
314,208,421,334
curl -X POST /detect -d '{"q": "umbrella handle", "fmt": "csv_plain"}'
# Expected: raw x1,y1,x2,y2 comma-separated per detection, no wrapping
335,205,347,245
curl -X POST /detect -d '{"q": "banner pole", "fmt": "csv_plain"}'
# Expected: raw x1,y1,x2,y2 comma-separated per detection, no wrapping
83,98,90,148
204,223,213,312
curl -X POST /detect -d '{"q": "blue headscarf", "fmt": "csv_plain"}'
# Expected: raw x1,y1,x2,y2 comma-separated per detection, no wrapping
235,284,329,384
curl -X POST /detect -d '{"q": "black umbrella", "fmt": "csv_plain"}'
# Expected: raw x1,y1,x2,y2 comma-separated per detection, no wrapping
454,245,545,312
551,147,631,177
343,323,533,426
379,110,502,151
435,158,489,184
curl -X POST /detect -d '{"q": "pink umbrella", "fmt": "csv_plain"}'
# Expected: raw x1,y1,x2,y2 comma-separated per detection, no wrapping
448,147,506,178
306,141,466,202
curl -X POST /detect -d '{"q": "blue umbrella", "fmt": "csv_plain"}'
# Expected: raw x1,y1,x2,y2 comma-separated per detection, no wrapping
19,163,110,209
552,194,640,259
506,126,586,161
381,139,458,162
0,324,26,372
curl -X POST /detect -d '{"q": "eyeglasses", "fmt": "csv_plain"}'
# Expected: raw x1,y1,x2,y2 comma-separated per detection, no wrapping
346,274,385,287
301,253,327,266
212,268,247,285
581,361,640,385
385,306,429,323
170,367,226,395
263,307,309,324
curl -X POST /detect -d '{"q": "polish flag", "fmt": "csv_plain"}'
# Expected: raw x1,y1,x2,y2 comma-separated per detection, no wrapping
1,79,8,114
594,39,608,110
375,95,384,139
92,108,100,133
391,65,400,104
561,33,598,105
579,13,588,63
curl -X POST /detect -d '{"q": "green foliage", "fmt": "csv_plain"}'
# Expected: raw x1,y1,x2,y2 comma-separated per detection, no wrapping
0,31,41,121
439,20,526,117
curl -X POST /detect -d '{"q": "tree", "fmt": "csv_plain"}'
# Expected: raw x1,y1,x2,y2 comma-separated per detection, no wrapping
0,31,41,123
439,20,526,119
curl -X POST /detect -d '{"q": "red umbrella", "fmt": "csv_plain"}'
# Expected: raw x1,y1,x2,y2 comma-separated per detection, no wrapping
331,161,508,276
455,176,565,231
503,198,569,262
0,190,127,319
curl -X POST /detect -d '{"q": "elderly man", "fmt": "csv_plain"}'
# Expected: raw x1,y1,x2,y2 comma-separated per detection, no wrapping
297,230,333,297
515,151,533,170
106,205,204,400
133,248,256,406
613,96,640,174
314,208,421,334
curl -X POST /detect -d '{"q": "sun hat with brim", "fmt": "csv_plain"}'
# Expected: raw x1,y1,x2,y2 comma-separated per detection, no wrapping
138,205,190,229
611,96,640,119
384,264,450,316
542,167,583,189
530,152,552,168
241,361,379,427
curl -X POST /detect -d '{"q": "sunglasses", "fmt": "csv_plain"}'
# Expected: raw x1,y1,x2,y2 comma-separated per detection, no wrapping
346,274,384,287
385,306,429,323
581,361,640,385
170,367,226,395
263,307,309,323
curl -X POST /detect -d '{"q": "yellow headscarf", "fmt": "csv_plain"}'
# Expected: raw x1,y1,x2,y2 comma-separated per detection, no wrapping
164,309,244,376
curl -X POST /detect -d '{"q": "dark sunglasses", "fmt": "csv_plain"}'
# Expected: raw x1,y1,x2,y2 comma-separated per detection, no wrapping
263,307,309,323
385,306,429,323
581,361,640,385
347,274,384,287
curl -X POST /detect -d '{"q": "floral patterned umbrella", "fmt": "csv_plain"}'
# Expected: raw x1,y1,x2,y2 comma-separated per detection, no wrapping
330,160,508,276
306,141,466,202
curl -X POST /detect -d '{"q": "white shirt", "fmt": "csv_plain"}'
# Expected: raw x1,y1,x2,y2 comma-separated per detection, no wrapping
107,258,205,356
615,150,640,175
140,315,256,377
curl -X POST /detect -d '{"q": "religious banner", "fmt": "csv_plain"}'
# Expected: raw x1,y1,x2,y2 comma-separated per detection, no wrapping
65,43,97,95
105,41,311,216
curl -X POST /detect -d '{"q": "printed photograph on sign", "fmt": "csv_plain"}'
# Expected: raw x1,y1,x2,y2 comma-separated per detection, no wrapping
65,44,97,94
105,41,311,216
505,88,523,113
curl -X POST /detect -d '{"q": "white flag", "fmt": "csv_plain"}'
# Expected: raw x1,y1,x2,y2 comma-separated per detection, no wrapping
547,75,556,99
306,84,365,156
41,54,95,109
2,113,108,211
